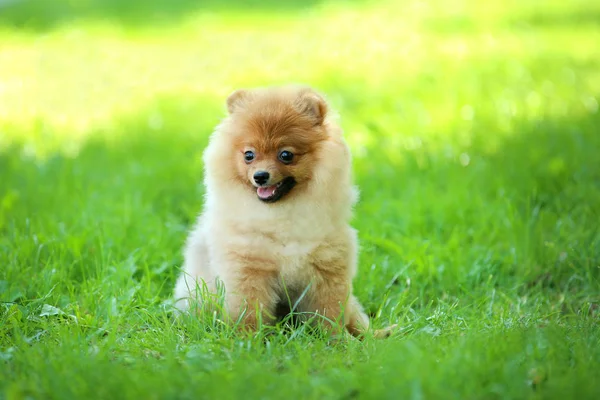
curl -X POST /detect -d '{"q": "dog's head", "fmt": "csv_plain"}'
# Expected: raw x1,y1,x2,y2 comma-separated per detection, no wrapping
217,86,330,203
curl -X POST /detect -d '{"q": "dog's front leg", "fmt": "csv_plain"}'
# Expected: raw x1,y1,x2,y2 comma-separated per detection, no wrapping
305,259,352,336
221,259,279,333
308,266,394,339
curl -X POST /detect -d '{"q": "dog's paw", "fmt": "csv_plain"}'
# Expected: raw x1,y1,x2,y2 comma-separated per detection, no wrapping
373,324,399,339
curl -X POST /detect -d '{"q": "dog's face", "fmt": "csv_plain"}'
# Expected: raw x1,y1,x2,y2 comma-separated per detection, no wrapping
222,87,330,203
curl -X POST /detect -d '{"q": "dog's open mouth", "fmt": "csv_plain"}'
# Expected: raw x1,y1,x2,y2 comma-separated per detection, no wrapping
256,177,296,203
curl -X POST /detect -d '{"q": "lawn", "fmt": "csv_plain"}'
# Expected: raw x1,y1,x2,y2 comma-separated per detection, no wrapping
1,0,599,398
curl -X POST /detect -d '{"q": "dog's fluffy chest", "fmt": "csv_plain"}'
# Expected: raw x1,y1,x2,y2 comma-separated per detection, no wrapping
207,211,331,286
204,184,352,290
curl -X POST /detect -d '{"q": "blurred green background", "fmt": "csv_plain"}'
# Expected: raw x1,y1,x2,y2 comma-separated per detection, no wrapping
1,0,599,398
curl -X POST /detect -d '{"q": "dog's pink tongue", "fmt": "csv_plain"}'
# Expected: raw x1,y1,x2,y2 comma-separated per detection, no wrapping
257,185,277,199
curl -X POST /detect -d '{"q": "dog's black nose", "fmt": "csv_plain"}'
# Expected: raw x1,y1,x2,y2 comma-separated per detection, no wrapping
253,171,270,185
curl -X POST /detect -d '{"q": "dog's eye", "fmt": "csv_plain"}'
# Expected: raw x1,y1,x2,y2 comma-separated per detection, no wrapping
278,151,294,164
244,151,255,162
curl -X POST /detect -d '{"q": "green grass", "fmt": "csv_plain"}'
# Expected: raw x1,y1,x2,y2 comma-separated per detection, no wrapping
1,0,600,398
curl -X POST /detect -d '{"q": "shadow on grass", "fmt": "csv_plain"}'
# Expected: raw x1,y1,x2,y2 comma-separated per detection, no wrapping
1,92,599,309
517,10,600,28
507,5,600,30
0,0,348,31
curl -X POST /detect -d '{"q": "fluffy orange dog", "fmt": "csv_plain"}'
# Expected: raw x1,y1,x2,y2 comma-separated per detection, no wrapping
174,85,392,338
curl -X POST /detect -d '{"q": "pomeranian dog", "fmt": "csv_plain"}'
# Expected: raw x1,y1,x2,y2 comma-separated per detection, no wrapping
174,85,393,338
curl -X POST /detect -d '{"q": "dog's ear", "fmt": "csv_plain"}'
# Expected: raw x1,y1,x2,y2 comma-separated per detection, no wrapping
226,89,251,114
294,88,328,126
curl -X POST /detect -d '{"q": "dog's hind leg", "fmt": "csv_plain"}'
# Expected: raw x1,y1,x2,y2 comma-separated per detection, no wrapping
174,225,214,312
345,295,398,339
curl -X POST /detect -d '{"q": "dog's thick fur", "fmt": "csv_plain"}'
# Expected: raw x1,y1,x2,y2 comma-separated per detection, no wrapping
174,85,391,337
